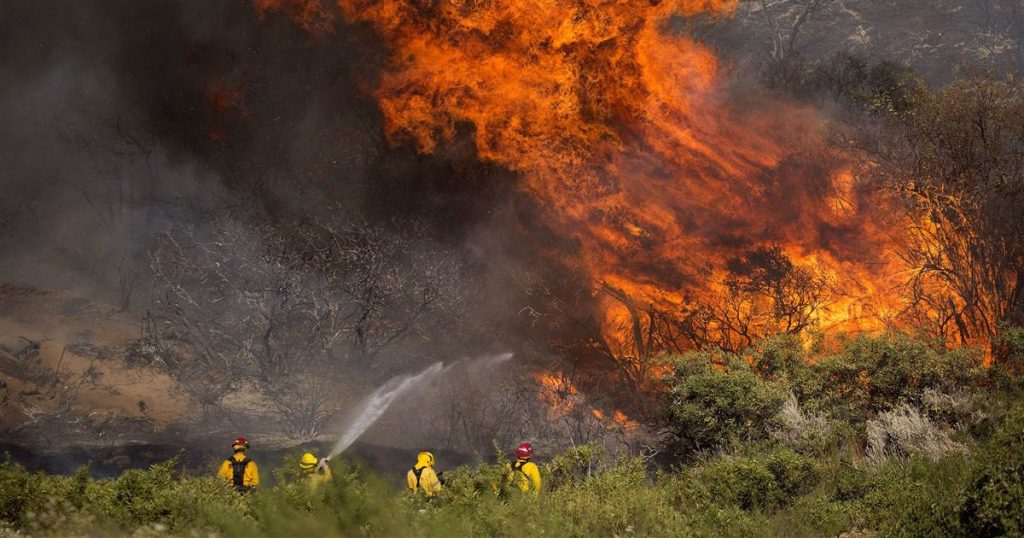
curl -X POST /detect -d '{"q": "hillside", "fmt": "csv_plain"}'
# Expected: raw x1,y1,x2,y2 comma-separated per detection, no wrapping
716,0,1023,82
0,285,185,443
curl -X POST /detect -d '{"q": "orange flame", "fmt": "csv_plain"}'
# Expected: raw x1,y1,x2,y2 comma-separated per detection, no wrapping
612,409,638,429
533,370,578,417
254,0,920,367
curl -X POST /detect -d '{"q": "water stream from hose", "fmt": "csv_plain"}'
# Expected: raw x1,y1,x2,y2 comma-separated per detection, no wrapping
329,352,513,457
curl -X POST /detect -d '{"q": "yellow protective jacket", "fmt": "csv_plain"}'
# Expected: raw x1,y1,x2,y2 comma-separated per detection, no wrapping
218,452,259,490
407,454,442,497
507,459,542,495
302,466,333,487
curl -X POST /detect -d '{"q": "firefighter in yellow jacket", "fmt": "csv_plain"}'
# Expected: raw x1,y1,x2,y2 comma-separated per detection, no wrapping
507,442,541,495
407,451,442,497
299,452,332,487
218,436,259,492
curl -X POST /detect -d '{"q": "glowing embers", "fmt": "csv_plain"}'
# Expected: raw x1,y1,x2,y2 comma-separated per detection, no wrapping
535,370,639,429
533,370,578,418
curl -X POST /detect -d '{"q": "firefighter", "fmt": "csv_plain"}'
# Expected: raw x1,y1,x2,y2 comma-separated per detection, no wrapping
407,451,442,498
218,436,259,492
506,442,541,495
299,452,332,486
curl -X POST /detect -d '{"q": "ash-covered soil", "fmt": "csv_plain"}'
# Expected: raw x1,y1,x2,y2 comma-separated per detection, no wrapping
0,283,477,479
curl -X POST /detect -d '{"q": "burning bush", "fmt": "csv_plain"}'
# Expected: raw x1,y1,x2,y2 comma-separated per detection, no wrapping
847,73,1024,352
678,247,834,353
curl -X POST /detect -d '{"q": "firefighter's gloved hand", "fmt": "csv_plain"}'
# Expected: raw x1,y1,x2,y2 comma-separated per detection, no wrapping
318,457,330,470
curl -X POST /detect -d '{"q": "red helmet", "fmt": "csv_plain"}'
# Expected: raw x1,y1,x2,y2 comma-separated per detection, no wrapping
515,442,533,459
232,437,249,449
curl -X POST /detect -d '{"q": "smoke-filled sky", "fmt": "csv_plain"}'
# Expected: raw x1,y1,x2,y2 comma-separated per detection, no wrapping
1,1,513,298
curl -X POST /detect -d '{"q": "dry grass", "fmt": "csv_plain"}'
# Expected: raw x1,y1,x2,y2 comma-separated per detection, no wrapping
770,393,832,452
866,404,966,463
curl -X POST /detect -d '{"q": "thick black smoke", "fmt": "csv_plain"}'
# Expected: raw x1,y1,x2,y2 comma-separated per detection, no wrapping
0,1,549,457
0,0,536,309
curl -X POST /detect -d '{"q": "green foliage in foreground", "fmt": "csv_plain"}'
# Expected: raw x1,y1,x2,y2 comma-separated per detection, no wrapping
2,411,1022,538
1,331,1022,537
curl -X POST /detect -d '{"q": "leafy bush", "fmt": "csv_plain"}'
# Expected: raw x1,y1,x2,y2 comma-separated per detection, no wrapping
993,326,1024,381
750,335,807,382
0,458,247,535
796,333,985,424
0,444,1000,538
959,403,1024,536
3,331,1021,537
686,449,819,511
542,442,607,489
0,459,50,528
662,352,787,457
866,458,968,537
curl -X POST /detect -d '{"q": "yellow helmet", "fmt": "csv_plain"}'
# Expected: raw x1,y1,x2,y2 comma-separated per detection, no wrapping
300,452,318,470
416,451,435,467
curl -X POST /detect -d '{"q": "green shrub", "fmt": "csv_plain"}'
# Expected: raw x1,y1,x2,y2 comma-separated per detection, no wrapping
870,457,970,537
0,458,249,535
829,463,872,503
0,445,993,538
959,402,1024,536
751,335,807,382
86,459,248,531
662,353,788,457
812,456,971,535
543,442,607,489
687,449,820,511
419,459,516,511
765,450,820,499
993,326,1024,382
0,460,49,528
797,333,985,424
769,493,861,538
